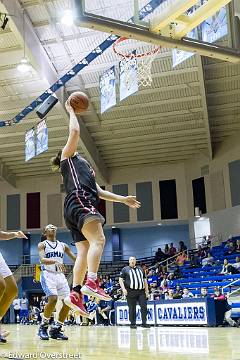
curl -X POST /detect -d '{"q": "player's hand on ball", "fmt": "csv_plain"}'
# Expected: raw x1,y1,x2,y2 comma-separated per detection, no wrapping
124,196,141,209
55,262,66,273
65,100,74,113
15,231,27,239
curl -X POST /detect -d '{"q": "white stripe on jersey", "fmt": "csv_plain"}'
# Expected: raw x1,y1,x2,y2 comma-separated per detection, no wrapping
129,269,134,289
131,269,139,290
136,268,144,290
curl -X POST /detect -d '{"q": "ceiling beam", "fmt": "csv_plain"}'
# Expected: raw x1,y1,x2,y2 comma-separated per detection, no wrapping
0,0,109,183
91,119,204,138
95,128,206,145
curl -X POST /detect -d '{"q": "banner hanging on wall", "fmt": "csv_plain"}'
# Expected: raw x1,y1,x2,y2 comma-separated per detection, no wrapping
100,66,116,113
36,119,48,156
25,128,35,162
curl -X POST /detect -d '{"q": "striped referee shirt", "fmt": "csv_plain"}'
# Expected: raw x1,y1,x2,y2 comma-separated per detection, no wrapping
120,266,146,290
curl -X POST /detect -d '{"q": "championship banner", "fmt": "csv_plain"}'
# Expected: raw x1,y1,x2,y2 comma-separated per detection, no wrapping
155,301,208,325
100,66,116,114
119,52,138,101
115,302,155,325
201,7,228,43
36,119,48,156
25,128,35,162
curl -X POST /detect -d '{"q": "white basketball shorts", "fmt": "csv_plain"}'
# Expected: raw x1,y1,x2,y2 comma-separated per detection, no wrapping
40,270,70,299
0,252,12,279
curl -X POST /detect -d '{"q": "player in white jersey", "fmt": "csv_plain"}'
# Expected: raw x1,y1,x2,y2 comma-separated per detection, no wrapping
38,224,76,341
0,230,27,343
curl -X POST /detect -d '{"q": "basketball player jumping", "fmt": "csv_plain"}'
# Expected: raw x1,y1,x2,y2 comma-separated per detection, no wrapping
0,230,27,343
50,99,141,315
38,224,77,340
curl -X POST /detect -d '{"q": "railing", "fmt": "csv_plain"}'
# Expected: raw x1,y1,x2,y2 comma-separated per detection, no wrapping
20,234,220,265
222,278,240,296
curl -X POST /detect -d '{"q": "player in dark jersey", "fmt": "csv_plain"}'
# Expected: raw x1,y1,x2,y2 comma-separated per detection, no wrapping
50,99,141,315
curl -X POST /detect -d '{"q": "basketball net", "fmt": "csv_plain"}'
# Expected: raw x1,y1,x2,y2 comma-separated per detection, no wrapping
113,37,160,88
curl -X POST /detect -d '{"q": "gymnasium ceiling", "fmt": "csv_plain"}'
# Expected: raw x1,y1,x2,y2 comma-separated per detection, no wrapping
0,0,239,184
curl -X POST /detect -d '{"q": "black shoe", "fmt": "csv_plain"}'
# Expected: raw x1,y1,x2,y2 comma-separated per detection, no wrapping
130,324,137,329
49,325,68,340
38,324,49,340
0,335,7,343
141,324,151,328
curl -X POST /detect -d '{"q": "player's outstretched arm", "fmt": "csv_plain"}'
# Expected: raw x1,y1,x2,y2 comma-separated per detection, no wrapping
96,183,141,209
0,230,27,241
61,101,80,160
64,244,77,262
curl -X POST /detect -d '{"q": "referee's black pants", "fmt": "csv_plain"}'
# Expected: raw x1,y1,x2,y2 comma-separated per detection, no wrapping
126,289,147,325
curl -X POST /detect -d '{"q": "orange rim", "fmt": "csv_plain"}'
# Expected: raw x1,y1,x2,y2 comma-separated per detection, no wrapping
113,36,161,58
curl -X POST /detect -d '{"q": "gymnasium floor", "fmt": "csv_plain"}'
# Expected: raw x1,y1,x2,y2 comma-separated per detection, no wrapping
0,325,239,360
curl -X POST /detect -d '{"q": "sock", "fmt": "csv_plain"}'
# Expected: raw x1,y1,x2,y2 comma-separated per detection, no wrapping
87,272,97,281
73,285,82,294
41,316,50,326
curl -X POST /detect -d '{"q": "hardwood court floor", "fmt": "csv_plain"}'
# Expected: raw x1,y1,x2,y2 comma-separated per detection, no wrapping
0,325,239,360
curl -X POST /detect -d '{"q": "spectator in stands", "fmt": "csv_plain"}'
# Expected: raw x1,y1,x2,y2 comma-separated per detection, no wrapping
40,296,47,313
167,273,175,288
175,250,187,266
164,244,170,258
173,266,183,279
86,297,98,325
174,285,183,299
169,243,177,257
147,270,159,288
224,240,236,255
12,296,21,323
221,259,233,275
97,299,113,326
165,289,174,300
104,275,113,294
189,253,201,268
233,257,240,270
178,241,187,252
140,263,147,273
211,287,237,327
151,288,165,301
200,287,209,298
160,277,169,293
197,245,206,259
202,253,215,267
182,288,194,299
236,240,240,253
155,265,164,276
155,248,166,263
20,293,29,324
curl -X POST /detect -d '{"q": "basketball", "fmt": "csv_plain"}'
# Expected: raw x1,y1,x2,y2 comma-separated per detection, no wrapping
68,91,89,113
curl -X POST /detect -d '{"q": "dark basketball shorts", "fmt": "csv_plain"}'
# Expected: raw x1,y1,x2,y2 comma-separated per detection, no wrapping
64,191,105,243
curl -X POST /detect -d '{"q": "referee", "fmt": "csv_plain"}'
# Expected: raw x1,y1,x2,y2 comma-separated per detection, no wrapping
119,256,150,329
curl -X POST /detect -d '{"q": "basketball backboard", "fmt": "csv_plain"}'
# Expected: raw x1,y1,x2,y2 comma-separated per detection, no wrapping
74,0,240,63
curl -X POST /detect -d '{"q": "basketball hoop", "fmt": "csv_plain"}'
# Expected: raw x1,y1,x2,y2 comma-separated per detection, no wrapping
113,36,161,88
